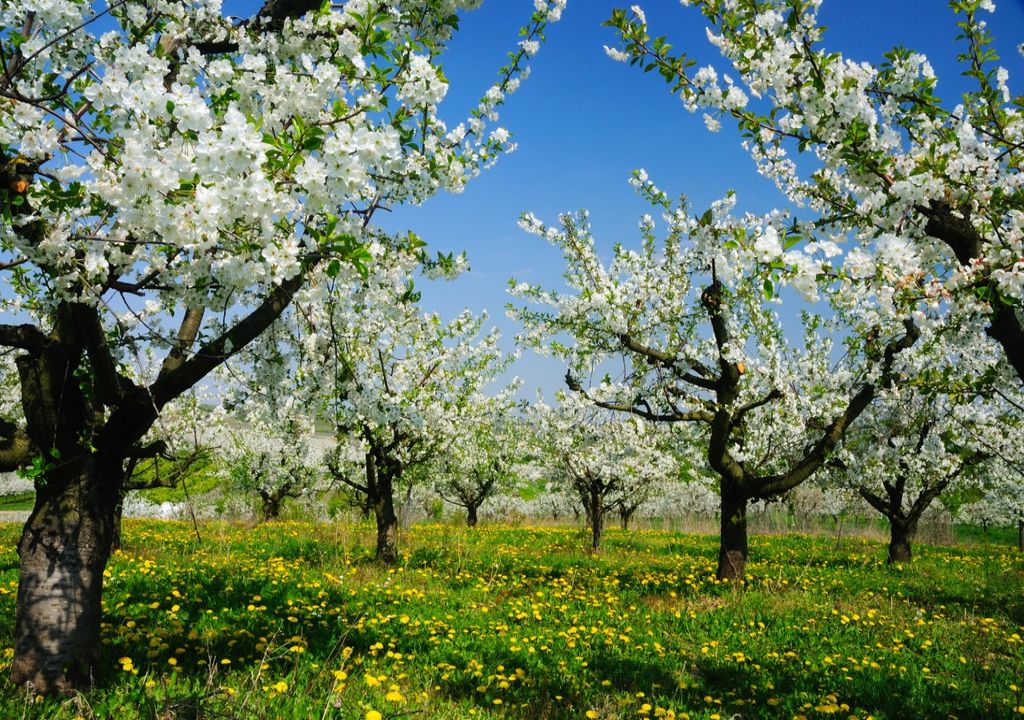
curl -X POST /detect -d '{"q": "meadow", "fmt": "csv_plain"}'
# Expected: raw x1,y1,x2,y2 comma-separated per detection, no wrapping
0,520,1020,720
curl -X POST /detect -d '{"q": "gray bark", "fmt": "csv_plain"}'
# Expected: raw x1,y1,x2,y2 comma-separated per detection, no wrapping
11,459,116,693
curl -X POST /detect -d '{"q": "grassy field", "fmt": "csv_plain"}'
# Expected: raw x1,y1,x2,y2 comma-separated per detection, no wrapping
0,492,33,512
0,520,1020,719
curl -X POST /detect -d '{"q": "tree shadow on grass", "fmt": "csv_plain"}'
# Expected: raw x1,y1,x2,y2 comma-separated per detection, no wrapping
691,657,1005,720
421,644,680,720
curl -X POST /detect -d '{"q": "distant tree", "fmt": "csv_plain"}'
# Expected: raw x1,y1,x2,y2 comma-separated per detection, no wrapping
222,411,323,522
435,408,524,527
955,401,1024,550
259,246,521,563
830,391,992,563
532,392,675,551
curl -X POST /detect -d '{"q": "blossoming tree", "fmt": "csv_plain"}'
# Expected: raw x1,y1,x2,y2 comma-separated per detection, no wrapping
510,178,920,578
955,398,1024,549
433,398,525,527
221,408,324,522
605,0,1024,381
276,242,519,563
960,479,1024,550
0,0,564,691
828,388,993,563
530,391,676,551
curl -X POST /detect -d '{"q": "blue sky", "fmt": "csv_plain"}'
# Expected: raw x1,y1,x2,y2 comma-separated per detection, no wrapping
376,0,1024,397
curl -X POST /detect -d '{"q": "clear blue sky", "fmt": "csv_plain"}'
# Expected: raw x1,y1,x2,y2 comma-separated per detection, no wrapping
378,0,1024,397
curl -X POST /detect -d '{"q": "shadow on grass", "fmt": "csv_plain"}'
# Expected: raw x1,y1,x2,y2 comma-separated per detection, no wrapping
692,657,1004,720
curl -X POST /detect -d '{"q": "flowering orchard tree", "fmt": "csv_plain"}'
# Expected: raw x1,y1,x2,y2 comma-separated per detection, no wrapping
955,398,1024,549
434,400,526,527
273,244,518,562
0,0,565,691
829,388,993,563
510,179,920,578
606,421,688,530
605,0,1024,381
217,324,326,521
530,391,676,551
961,480,1024,550
221,407,324,522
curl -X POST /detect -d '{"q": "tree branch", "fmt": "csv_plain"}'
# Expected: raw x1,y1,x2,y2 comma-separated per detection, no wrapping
857,485,893,518
617,332,680,368
752,319,921,498
150,272,305,408
0,419,35,471
733,388,783,421
565,371,714,423
73,302,138,406
123,447,210,491
159,306,207,376
0,323,46,354
907,479,951,522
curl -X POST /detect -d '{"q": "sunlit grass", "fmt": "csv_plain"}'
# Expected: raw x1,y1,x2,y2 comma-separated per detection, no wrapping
0,520,1020,719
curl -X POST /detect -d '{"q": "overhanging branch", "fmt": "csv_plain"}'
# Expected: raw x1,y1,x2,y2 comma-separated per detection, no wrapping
150,272,306,408
0,323,46,354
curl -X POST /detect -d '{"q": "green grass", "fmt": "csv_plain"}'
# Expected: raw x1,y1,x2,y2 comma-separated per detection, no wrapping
0,492,33,511
0,521,1020,719
953,522,1020,548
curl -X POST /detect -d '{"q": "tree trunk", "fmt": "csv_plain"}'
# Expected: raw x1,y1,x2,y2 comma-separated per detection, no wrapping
589,488,604,552
1017,519,1022,552
374,491,398,564
887,520,914,564
717,492,748,581
372,457,398,565
260,492,282,522
619,506,636,531
467,503,478,528
111,496,124,553
11,459,117,693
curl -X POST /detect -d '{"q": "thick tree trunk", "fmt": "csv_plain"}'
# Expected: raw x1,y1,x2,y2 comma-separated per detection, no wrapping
11,459,117,693
717,492,748,581
887,520,914,564
261,499,280,522
466,503,478,528
260,492,282,522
